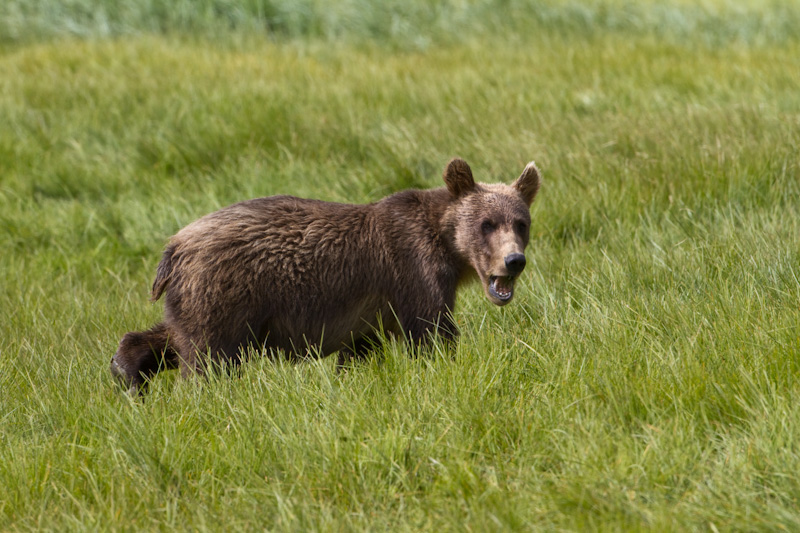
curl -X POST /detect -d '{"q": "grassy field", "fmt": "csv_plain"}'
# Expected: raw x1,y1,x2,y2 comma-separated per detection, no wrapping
1,0,799,530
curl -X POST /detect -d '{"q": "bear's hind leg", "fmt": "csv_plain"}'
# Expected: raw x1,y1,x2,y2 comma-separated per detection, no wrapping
172,331,247,380
110,322,179,394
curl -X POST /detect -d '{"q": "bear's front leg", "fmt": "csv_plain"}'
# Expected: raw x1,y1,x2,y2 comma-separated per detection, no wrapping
400,308,459,355
336,333,384,371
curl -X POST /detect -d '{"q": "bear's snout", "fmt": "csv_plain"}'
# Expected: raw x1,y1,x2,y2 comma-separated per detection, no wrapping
504,253,526,275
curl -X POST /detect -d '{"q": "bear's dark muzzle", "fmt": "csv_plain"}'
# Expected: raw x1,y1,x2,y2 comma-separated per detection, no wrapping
504,253,526,275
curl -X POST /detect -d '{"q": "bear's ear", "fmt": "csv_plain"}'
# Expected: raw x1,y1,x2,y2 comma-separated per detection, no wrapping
513,161,541,206
443,158,476,198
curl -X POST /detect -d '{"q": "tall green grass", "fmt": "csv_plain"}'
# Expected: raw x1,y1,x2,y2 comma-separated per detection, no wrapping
1,0,799,530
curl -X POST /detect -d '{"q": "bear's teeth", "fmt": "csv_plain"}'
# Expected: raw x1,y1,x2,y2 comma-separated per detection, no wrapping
489,275,515,300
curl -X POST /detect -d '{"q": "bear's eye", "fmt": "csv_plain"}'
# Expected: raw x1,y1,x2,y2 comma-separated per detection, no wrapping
514,221,528,235
481,220,496,234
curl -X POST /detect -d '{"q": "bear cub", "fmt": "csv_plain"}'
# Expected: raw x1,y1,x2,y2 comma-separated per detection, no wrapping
111,158,541,393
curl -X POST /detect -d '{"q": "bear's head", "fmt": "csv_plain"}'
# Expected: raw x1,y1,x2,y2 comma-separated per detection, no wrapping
443,158,540,306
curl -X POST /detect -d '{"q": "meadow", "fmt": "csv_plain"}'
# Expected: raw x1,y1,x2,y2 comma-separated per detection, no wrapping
1,0,799,530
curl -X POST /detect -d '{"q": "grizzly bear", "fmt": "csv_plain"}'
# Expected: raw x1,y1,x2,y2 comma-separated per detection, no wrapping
110,158,540,393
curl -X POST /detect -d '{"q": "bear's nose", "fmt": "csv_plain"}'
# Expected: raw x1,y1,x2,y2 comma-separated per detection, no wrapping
504,253,526,275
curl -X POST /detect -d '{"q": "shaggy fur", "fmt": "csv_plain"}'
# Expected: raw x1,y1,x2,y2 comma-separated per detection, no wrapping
110,158,540,393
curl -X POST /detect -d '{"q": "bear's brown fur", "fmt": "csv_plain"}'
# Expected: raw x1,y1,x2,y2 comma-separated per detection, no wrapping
110,158,540,393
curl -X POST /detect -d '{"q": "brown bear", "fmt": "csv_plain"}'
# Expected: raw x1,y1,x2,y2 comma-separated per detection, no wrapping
110,158,540,393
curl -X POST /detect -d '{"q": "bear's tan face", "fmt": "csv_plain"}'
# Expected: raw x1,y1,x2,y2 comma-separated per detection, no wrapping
442,158,540,307
455,185,532,306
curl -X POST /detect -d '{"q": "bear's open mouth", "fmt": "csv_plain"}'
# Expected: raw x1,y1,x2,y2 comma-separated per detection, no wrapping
488,275,516,302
